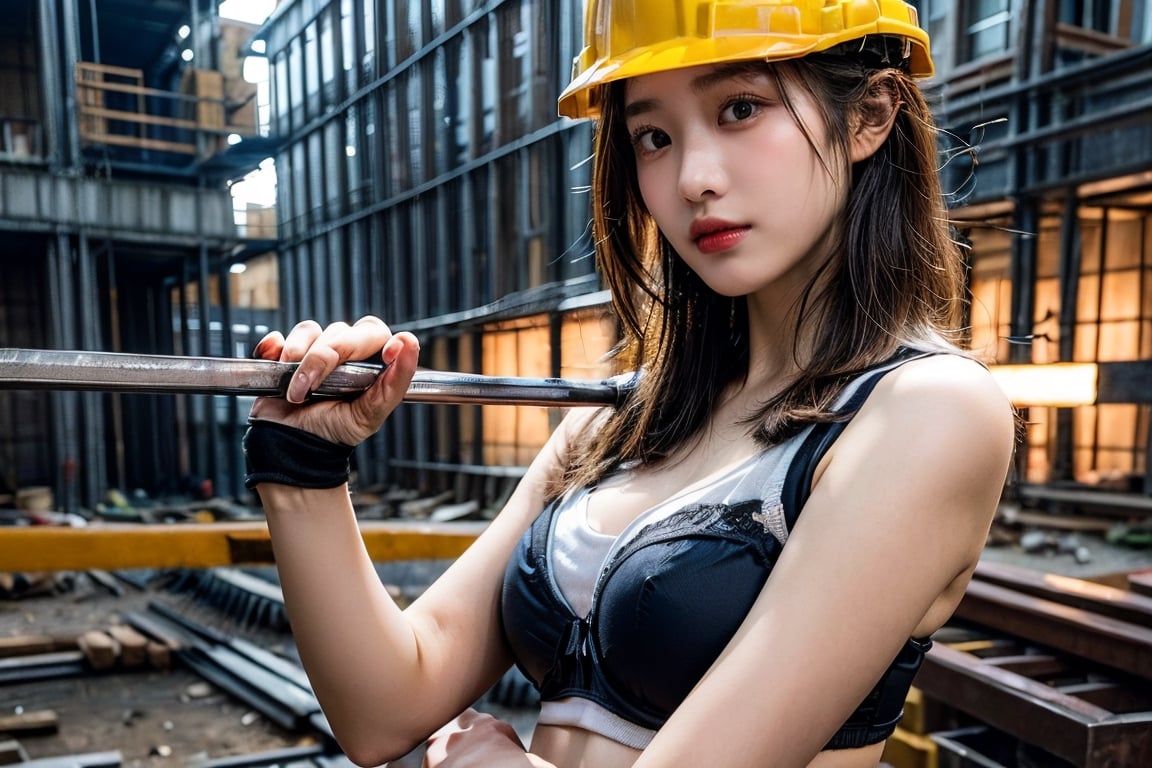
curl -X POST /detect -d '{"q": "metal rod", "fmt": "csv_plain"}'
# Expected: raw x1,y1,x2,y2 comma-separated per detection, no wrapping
0,348,627,407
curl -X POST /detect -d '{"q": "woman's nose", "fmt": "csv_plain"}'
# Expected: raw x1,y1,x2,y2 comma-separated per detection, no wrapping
677,137,727,202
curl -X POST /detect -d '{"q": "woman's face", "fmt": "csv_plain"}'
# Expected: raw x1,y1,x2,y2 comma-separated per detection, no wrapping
623,63,846,301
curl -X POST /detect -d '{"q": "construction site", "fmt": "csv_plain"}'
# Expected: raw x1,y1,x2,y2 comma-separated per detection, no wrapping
2,0,1152,766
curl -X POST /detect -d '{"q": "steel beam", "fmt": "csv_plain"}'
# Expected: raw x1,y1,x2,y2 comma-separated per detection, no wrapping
955,579,1152,681
917,643,1152,768
974,561,1152,627
0,520,484,572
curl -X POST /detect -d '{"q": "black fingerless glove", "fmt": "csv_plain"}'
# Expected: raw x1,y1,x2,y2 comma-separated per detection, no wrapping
243,420,354,490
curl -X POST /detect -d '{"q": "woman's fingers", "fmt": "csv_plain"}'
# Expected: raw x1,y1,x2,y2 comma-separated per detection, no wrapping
351,331,420,428
279,320,324,361
283,317,395,404
247,317,419,447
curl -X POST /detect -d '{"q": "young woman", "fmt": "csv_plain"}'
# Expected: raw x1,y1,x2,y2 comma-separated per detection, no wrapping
243,2,1016,766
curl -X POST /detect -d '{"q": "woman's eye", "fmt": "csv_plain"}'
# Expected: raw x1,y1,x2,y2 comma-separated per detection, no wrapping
633,128,671,153
720,100,758,123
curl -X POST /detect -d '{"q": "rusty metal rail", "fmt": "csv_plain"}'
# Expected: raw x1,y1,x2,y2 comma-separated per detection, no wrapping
914,562,1152,767
955,577,1152,682
918,643,1151,767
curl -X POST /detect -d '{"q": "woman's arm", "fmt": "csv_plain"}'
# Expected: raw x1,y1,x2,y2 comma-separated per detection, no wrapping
248,318,587,766
635,355,1016,768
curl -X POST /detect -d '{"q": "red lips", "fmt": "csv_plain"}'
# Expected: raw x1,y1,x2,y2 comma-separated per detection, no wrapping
690,217,750,254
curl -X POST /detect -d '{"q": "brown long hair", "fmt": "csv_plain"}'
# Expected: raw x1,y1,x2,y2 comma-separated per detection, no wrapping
561,40,966,493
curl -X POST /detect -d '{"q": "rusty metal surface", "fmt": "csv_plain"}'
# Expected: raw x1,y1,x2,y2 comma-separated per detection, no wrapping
0,348,628,406
0,348,377,397
915,566,1152,767
916,643,1150,767
973,560,1152,627
955,579,1152,681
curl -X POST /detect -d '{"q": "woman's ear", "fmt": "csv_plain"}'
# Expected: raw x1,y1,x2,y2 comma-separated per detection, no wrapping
849,73,901,163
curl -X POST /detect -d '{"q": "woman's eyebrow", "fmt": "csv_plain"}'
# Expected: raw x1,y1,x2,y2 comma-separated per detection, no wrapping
692,63,767,93
623,98,659,119
624,64,766,117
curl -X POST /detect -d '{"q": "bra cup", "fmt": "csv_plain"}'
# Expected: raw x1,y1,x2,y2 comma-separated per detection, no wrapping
502,524,566,685
595,535,777,717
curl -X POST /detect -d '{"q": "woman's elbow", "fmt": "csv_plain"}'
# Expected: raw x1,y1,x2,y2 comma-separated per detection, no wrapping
336,732,428,768
333,724,428,767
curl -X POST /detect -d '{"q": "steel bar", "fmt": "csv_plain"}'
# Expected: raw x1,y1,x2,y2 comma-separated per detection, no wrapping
0,348,627,406
191,744,327,768
0,651,87,685
19,751,123,768
137,604,320,733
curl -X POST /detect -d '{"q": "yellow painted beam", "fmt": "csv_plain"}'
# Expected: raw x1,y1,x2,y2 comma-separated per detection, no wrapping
0,521,485,572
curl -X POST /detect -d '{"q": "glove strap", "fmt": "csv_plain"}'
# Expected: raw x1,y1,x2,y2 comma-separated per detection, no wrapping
243,420,353,490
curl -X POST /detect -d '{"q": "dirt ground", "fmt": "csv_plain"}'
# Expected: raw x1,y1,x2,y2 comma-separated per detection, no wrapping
2,529,1149,767
0,565,534,768
1,579,316,767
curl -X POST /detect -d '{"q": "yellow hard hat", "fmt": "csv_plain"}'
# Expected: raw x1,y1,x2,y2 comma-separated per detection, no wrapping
558,0,933,119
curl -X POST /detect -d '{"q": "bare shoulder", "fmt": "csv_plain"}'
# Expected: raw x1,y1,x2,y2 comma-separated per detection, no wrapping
835,352,1016,487
869,353,1014,431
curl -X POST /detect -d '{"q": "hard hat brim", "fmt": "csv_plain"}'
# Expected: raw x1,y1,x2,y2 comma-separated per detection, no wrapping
558,34,932,120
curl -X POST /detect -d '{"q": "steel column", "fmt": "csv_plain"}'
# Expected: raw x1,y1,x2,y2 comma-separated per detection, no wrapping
76,231,106,508
48,234,80,517
36,0,63,171
218,259,241,501
197,239,218,495
1053,193,1082,481
57,0,82,171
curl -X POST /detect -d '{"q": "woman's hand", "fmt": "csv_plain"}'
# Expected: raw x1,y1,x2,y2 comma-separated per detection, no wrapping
422,709,554,768
248,316,420,446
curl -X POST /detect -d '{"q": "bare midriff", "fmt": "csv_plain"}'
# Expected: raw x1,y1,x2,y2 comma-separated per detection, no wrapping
530,723,886,768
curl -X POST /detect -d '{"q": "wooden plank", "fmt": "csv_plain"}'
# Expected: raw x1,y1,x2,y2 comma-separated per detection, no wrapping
77,105,198,130
1054,22,1134,55
77,630,119,670
78,131,197,154
981,653,1068,678
0,709,58,736
0,740,30,764
106,625,149,668
76,78,201,103
1000,508,1116,532
0,634,75,658
76,61,143,79
1014,482,1152,515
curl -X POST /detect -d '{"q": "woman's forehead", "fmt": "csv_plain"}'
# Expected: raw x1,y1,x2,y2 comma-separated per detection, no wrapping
623,61,777,101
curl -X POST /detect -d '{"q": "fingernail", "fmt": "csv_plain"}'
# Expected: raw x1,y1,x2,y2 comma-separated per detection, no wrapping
253,337,274,359
288,371,310,403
